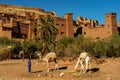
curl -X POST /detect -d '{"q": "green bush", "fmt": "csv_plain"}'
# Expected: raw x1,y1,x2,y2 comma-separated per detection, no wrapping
1,32,120,59
0,48,9,61
105,33,120,57
12,41,22,54
92,40,107,58
0,37,11,45
54,33,120,58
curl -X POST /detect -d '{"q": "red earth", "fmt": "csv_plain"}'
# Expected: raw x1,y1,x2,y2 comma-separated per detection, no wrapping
0,57,120,80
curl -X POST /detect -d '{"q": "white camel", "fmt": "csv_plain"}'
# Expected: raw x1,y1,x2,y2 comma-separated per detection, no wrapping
74,52,91,74
36,51,59,72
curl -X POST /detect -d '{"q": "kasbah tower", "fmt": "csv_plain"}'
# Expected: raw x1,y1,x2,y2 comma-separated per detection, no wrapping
0,4,120,41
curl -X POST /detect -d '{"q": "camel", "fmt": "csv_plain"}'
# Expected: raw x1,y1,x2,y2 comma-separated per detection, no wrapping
74,52,91,74
36,51,59,72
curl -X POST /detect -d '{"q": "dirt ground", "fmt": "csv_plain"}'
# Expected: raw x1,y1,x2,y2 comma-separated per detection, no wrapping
0,57,120,80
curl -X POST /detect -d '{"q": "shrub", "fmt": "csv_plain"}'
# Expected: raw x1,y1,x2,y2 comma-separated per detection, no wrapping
0,48,9,61
0,37,11,45
92,40,107,58
105,33,120,57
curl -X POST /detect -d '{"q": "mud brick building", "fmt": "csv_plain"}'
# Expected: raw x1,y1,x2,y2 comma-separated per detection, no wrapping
0,4,119,40
0,4,56,39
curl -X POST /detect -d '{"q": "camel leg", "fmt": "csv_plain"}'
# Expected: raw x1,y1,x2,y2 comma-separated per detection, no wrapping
83,59,88,74
54,59,59,70
88,59,91,73
47,61,50,72
55,63,58,70
84,56,91,73
80,60,84,73
74,58,80,71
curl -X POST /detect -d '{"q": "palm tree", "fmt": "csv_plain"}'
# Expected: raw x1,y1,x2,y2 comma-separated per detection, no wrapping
35,15,58,54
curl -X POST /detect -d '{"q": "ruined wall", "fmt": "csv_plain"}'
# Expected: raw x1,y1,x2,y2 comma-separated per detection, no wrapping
76,16,98,28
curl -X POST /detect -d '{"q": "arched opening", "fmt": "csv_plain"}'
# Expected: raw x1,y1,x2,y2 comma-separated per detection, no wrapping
74,27,82,37
118,27,120,35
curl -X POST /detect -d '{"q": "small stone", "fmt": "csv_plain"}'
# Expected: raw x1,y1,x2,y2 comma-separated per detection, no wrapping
107,77,111,80
35,63,39,65
49,74,53,77
53,74,55,77
37,74,41,77
60,72,64,77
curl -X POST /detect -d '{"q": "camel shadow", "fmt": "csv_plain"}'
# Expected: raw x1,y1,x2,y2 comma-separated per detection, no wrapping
31,70,42,73
58,66,68,70
89,68,99,73
76,68,99,73
31,66,68,73
50,66,68,71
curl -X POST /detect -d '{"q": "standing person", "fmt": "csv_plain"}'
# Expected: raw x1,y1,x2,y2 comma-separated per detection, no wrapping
28,58,31,72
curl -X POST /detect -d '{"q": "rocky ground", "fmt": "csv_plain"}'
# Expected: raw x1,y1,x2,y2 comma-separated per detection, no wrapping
0,57,120,80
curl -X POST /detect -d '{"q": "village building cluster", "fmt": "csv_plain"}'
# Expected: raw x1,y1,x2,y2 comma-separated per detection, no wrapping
0,4,120,40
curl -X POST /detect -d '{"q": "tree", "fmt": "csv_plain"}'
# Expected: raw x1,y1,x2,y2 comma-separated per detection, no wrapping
36,15,58,54
22,40,37,59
